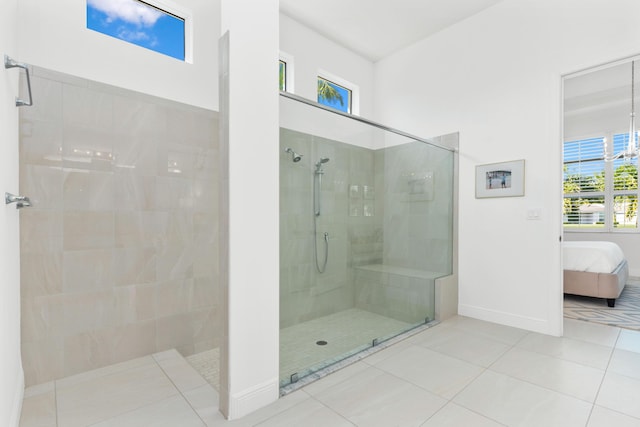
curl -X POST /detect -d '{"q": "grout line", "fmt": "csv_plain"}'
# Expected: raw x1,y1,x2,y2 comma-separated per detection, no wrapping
152,350,213,426
587,326,622,424
54,380,59,427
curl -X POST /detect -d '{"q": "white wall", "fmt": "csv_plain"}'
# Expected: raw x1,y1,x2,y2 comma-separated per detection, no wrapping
1,0,25,425
374,0,640,335
219,0,279,419
17,0,220,110
280,13,375,119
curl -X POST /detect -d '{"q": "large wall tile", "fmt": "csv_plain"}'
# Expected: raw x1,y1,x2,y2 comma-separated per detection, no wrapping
20,70,219,386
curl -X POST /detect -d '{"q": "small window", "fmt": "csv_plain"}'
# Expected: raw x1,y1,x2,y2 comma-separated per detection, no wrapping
87,0,186,61
317,77,352,114
279,60,287,91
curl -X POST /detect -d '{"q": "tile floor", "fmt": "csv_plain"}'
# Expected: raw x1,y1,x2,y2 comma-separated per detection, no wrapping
19,315,640,426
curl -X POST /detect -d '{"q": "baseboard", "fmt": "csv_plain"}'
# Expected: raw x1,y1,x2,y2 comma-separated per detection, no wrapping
459,303,560,336
8,365,24,427
227,377,279,420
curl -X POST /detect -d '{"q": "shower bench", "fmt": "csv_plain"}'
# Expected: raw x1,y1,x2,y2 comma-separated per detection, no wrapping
354,264,456,323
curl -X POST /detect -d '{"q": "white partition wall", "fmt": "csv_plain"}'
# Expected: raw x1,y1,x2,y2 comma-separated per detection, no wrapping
219,0,280,419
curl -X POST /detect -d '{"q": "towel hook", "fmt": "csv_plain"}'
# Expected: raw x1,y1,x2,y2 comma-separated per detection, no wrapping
4,54,33,107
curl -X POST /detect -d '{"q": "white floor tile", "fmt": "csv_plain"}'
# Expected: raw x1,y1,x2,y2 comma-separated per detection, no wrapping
516,332,613,370
23,382,55,399
223,390,311,427
313,366,446,426
596,371,640,419
420,402,503,427
56,363,179,427
454,370,592,427
563,318,620,347
90,395,206,427
360,336,415,366
155,350,208,393
490,347,605,402
182,384,221,426
19,388,56,427
608,348,640,381
56,355,155,390
413,324,511,367
588,405,640,427
254,398,354,427
301,362,370,396
616,329,640,354
442,316,530,345
375,345,484,399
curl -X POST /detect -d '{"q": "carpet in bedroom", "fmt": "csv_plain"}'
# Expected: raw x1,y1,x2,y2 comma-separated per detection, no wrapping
564,278,640,331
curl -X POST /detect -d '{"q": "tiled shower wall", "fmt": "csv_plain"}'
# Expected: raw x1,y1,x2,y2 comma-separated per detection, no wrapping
279,129,380,328
19,68,219,386
280,129,454,328
379,140,454,274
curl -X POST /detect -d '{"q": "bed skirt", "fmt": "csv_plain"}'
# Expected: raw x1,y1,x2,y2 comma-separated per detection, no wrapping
563,259,628,307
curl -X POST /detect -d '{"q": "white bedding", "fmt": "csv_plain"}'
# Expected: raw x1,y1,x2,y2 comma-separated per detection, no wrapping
563,241,625,273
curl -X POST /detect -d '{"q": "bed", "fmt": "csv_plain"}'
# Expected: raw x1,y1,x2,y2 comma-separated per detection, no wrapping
563,241,628,307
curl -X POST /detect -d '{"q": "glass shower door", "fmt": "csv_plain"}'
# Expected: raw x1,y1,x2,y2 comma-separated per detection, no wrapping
279,94,456,389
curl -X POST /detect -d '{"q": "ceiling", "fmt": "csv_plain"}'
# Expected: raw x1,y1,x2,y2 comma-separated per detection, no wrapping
279,0,504,62
564,60,637,114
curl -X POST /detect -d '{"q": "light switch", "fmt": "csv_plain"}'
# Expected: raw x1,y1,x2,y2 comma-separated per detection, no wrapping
527,208,542,220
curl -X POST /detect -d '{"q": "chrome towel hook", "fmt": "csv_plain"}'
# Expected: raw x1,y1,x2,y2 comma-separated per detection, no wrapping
4,54,33,107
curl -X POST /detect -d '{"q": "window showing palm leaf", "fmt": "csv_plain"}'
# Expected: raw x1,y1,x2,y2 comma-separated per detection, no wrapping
317,78,344,106
317,77,351,113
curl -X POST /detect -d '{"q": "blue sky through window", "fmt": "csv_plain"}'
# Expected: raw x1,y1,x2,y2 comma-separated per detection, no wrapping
318,78,351,113
87,0,185,61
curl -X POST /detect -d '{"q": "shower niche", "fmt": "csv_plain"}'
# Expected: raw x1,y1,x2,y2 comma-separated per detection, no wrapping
279,94,457,389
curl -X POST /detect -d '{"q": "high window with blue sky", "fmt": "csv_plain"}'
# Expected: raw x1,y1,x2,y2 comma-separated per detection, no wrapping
317,76,352,114
87,0,187,61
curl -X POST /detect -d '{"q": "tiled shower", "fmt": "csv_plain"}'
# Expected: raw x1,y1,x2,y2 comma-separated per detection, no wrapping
279,95,456,387
19,67,220,386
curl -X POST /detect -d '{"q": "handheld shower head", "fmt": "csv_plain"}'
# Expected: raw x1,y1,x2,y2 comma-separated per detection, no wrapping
314,157,330,174
315,157,330,169
284,147,303,162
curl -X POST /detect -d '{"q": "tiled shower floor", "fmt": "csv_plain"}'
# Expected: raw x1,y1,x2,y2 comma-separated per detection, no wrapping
279,308,412,385
183,308,412,389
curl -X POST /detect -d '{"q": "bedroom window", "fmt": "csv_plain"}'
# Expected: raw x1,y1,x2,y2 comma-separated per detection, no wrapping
563,133,639,231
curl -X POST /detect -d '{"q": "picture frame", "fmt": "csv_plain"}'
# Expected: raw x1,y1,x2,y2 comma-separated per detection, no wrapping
475,159,525,198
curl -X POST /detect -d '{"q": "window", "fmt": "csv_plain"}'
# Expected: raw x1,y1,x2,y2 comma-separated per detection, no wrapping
279,52,294,93
563,133,639,231
86,0,189,61
279,60,286,91
317,76,352,114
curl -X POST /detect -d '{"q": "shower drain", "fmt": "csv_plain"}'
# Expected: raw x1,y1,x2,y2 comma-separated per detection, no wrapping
316,340,328,346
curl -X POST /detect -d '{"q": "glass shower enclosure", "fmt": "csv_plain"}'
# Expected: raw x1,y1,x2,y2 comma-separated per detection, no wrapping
279,93,456,389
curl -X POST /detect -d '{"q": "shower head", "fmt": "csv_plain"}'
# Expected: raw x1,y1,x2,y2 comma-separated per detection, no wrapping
315,157,330,168
284,147,303,162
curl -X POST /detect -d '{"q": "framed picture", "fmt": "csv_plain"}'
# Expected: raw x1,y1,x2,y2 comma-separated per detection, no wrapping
475,159,525,198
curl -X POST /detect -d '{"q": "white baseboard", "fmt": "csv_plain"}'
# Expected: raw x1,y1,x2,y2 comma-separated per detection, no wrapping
227,378,279,420
8,366,24,427
459,303,560,336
